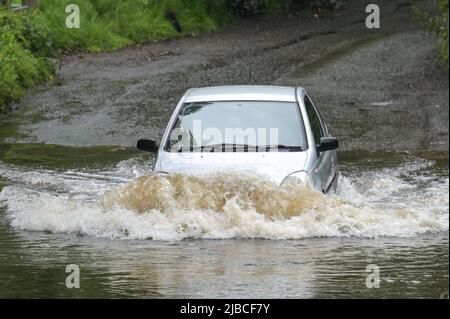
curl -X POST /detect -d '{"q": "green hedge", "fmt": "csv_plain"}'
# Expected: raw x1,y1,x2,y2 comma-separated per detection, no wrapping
225,0,345,17
432,0,448,66
37,0,230,53
417,0,449,66
0,8,53,113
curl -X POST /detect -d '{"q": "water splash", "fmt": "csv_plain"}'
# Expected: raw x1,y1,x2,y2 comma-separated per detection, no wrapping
100,173,333,218
0,157,448,240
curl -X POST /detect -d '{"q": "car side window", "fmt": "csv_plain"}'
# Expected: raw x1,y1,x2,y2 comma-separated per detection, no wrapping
304,95,323,146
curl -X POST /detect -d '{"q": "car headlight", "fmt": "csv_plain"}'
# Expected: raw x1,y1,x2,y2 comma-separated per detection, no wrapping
280,171,312,188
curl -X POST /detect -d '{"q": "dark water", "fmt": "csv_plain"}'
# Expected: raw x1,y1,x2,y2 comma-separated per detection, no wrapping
0,145,448,298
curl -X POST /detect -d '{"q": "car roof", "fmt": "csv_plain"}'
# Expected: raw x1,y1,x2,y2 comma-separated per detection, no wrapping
184,85,303,103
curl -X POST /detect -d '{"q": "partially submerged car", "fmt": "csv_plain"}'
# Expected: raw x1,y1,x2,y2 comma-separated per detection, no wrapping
137,85,339,193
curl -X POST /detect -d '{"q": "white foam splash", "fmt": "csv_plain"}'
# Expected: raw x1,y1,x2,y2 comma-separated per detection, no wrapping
0,158,448,240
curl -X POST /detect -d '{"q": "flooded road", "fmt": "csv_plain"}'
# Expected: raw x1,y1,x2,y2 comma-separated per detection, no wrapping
0,148,448,298
0,0,448,299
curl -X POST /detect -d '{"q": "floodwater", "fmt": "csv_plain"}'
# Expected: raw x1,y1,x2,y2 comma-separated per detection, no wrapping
0,145,448,298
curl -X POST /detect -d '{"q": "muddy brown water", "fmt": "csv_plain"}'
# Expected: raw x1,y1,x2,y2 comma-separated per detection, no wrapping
0,145,448,298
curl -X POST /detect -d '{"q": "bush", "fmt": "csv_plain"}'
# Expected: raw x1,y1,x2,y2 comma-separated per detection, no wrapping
416,0,449,66
309,0,345,9
225,0,266,17
0,8,52,113
37,0,230,53
226,0,345,17
432,0,448,65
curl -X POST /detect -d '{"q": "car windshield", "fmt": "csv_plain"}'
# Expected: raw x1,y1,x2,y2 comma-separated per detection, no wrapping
165,100,307,152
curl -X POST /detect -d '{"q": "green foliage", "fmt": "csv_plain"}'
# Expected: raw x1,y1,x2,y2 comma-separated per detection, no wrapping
308,0,345,9
38,0,130,52
416,0,449,66
36,0,231,52
225,0,266,17
226,0,345,17
0,8,52,113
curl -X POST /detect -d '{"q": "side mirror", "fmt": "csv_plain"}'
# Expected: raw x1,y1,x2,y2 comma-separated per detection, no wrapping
317,137,338,153
137,139,158,152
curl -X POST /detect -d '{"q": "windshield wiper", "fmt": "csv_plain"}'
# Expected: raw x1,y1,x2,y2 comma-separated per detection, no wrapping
259,144,304,151
190,143,249,152
190,143,303,152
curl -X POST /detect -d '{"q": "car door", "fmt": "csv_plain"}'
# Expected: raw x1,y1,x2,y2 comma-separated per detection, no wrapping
304,94,336,193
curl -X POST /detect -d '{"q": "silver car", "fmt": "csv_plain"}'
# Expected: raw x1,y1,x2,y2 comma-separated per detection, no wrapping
137,85,339,193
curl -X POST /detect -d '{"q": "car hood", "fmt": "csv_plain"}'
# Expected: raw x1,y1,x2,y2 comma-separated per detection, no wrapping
155,152,308,185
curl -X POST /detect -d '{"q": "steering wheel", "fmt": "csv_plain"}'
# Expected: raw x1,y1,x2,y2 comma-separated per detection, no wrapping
169,128,198,152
